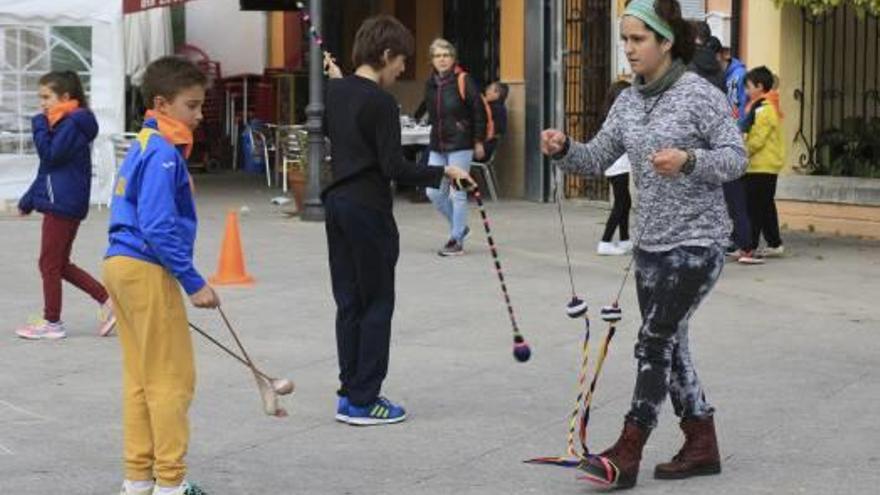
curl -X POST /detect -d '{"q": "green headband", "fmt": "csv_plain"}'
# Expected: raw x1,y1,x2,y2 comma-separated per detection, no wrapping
624,0,675,43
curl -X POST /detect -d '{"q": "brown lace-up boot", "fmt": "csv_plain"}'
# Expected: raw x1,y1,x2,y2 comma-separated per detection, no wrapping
578,420,651,489
654,415,721,479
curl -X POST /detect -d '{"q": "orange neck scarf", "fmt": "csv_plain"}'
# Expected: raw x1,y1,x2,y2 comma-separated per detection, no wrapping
47,100,80,128
744,89,784,120
145,110,194,159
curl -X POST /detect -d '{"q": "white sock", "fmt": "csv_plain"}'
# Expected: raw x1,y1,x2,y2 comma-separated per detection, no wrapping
156,484,185,495
124,479,154,492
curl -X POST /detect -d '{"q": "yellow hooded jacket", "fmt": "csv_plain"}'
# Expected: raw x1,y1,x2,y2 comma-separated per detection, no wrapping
745,93,785,174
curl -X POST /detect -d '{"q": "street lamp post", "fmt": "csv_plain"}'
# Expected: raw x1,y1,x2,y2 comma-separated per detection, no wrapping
301,0,325,222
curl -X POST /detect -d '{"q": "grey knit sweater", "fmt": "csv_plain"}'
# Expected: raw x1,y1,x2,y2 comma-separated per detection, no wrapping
555,72,747,252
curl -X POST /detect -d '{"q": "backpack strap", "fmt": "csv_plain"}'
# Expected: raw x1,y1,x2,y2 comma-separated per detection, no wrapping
457,72,468,102
456,72,496,142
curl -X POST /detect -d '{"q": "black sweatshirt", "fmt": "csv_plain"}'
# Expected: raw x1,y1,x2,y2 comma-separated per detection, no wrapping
322,75,444,211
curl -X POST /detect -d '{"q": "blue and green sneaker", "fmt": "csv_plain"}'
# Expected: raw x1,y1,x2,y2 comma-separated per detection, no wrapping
346,396,406,426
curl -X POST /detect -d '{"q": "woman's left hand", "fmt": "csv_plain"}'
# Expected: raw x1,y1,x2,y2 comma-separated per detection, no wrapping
650,148,688,177
474,142,486,161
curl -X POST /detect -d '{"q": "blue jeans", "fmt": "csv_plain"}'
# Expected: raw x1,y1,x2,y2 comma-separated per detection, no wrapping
426,150,473,242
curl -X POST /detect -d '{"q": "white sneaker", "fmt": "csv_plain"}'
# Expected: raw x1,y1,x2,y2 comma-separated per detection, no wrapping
597,241,626,256
737,250,765,265
152,481,205,495
119,480,154,495
760,245,785,258
15,320,66,340
98,299,117,337
617,240,634,253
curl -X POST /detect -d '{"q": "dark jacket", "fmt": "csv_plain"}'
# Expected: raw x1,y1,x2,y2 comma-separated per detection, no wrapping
19,109,98,220
322,75,443,212
481,100,508,160
689,45,726,92
488,100,508,138
422,67,487,152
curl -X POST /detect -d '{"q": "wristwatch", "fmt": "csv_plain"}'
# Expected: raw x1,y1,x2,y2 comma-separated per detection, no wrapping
551,137,571,160
681,149,696,175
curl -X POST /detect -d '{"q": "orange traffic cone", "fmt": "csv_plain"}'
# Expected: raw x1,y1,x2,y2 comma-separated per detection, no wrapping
209,210,255,286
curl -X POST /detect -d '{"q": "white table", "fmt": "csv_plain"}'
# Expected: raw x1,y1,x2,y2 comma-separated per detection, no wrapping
401,125,430,146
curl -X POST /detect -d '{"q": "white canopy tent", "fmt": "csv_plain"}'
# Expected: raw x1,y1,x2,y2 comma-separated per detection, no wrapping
0,0,125,204
125,8,174,86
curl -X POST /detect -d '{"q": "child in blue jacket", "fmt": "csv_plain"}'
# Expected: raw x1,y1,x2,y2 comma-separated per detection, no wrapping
16,71,115,340
104,56,219,495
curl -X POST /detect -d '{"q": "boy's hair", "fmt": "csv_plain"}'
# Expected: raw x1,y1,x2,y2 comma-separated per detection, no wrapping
602,80,632,123
428,38,457,59
490,82,510,103
705,36,722,55
141,56,207,109
746,66,775,92
691,20,712,43
39,71,89,108
352,15,414,69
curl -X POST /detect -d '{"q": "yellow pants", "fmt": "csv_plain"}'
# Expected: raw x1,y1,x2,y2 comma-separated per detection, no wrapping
103,256,195,487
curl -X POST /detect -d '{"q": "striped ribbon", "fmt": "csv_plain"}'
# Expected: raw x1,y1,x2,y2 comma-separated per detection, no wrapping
471,187,529,350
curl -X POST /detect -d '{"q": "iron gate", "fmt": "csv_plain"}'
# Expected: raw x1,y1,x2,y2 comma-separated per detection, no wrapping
794,5,880,177
562,0,611,199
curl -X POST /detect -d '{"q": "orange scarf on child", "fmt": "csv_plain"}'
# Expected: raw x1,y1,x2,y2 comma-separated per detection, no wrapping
144,110,194,159
744,89,784,120
47,100,80,128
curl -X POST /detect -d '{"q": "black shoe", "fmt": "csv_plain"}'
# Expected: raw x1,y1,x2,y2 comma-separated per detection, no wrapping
438,240,464,257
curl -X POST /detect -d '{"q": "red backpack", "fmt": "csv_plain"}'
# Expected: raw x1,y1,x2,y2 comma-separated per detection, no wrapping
456,72,495,142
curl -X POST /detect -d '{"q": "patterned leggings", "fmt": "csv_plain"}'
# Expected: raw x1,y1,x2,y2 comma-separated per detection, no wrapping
626,245,724,430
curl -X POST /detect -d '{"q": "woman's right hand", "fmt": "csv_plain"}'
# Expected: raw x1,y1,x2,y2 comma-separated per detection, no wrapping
444,165,474,189
190,284,220,309
541,129,567,156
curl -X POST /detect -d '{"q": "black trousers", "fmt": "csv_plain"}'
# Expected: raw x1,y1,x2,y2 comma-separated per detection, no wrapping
325,193,399,406
602,173,631,242
722,177,752,250
627,245,724,429
745,173,782,250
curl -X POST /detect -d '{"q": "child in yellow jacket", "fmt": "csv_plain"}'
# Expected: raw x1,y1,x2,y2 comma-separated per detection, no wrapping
741,66,785,258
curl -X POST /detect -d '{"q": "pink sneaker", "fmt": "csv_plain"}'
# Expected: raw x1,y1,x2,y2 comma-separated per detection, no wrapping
16,320,66,340
98,299,117,337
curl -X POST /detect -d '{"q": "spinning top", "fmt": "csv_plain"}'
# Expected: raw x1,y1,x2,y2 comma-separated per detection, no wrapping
566,297,589,319
600,305,622,323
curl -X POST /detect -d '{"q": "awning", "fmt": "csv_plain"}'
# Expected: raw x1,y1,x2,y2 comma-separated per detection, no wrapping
125,7,174,83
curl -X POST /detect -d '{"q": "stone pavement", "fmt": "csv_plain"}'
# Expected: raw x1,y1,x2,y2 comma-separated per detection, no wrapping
1,174,878,494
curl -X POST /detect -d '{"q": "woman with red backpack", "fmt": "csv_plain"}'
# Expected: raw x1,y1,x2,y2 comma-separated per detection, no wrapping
421,38,487,257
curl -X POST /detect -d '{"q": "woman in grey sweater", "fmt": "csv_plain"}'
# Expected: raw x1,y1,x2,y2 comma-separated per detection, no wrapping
542,0,746,489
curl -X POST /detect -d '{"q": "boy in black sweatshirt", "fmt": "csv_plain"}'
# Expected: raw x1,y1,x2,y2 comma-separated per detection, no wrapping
322,15,471,426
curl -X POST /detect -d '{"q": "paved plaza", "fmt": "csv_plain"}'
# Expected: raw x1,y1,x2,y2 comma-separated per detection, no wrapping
1,174,878,494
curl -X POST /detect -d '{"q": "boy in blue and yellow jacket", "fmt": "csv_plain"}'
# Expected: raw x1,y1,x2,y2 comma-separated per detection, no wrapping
104,56,218,495
741,66,785,258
